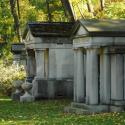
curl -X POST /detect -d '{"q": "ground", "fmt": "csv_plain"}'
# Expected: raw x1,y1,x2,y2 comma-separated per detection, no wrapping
0,96,125,125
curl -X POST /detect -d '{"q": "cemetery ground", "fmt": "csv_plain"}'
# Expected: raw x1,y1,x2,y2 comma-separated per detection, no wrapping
0,96,125,125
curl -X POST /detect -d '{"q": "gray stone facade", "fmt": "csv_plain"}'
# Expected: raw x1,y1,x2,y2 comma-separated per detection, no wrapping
65,20,125,114
23,22,74,100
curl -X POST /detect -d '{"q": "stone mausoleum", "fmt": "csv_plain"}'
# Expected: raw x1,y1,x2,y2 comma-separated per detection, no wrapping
12,18,125,113
23,22,74,99
65,19,125,113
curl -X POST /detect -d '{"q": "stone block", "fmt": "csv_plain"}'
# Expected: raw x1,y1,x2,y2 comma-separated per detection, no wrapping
32,78,73,99
64,106,90,115
111,100,125,106
110,106,124,112
71,102,109,113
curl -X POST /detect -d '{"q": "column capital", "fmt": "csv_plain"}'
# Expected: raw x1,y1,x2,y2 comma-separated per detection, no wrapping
85,45,100,50
103,46,125,54
73,47,85,53
34,48,46,52
86,47,99,54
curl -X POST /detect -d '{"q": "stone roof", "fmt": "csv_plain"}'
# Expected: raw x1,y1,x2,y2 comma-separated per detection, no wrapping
23,22,75,38
74,19,125,37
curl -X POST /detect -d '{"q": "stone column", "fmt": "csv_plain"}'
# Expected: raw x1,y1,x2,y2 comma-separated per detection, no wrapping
44,49,49,79
32,49,45,98
13,54,20,69
35,49,45,79
26,53,36,78
111,54,124,105
100,48,111,104
74,48,85,103
86,48,98,105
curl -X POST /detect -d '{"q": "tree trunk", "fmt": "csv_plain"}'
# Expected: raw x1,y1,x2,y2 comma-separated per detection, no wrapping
9,0,22,42
46,0,52,22
100,0,105,10
60,0,75,22
86,0,94,16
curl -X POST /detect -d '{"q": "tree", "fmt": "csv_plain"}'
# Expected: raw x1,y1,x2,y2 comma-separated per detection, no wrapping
9,0,22,42
60,0,75,21
100,0,105,10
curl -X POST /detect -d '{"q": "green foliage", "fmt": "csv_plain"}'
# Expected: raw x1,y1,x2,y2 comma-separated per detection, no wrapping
0,97,125,125
70,0,125,19
104,2,125,19
0,64,26,95
1,0,125,60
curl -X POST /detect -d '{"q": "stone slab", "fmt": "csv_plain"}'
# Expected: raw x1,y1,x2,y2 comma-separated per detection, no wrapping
110,106,124,112
71,102,109,113
111,100,125,106
64,106,91,115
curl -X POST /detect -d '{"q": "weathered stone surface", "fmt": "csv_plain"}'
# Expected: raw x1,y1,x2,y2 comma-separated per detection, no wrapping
74,49,85,103
86,48,98,105
100,51,111,104
111,54,124,101
110,106,124,112
71,102,109,113
32,78,73,99
71,20,125,114
64,102,109,114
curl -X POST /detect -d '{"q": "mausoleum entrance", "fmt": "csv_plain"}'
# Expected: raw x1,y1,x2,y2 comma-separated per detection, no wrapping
65,19,125,113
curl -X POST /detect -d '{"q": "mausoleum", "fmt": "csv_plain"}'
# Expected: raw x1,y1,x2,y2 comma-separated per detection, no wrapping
65,19,125,113
23,22,74,99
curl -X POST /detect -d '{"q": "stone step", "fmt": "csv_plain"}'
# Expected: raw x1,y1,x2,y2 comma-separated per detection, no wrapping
64,106,92,115
71,102,89,109
71,102,109,113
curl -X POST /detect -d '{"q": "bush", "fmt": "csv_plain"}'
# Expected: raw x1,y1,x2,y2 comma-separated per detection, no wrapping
0,64,26,96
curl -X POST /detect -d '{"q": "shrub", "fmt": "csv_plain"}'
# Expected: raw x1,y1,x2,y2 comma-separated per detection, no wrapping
0,64,26,96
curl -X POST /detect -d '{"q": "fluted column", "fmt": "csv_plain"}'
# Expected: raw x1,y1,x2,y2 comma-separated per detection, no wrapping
13,54,20,69
74,48,85,103
100,48,111,104
35,49,45,79
86,48,99,105
111,54,124,105
26,51,36,78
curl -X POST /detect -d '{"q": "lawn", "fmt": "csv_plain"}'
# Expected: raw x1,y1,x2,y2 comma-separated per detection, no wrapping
0,96,125,125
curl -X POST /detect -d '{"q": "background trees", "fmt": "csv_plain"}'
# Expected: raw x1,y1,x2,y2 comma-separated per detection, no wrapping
69,0,125,19
0,0,125,61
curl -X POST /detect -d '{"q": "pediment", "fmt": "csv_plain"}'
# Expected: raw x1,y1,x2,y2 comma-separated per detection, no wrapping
25,30,35,42
75,25,88,36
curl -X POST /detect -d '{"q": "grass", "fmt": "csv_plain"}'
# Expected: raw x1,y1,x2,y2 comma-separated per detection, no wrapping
0,96,125,125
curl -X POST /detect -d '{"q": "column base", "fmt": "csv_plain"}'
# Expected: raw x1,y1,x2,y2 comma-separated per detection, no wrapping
110,106,124,112
111,100,125,106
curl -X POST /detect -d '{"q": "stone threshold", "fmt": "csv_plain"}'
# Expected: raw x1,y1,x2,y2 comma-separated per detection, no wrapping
64,102,125,115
